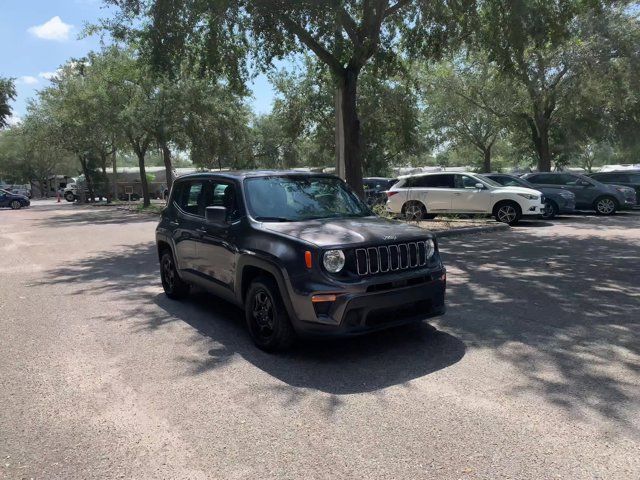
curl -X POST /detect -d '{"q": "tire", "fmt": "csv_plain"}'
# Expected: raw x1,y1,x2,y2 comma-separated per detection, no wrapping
64,192,75,202
594,196,617,216
10,200,22,210
160,251,190,299
542,201,558,220
493,201,522,225
245,276,295,352
402,201,427,221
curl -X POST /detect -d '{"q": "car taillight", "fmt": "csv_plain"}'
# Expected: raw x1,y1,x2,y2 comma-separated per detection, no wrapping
386,191,398,198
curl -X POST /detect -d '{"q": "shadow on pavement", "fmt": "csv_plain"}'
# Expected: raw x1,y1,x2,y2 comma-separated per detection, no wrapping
437,226,640,435
36,214,640,431
35,241,465,396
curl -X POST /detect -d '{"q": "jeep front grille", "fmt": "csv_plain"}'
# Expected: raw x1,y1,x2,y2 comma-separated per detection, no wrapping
355,242,430,276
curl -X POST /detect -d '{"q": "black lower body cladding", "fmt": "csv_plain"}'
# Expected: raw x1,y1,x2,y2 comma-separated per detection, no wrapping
292,269,446,336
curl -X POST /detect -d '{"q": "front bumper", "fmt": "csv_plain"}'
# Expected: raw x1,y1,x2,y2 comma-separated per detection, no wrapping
291,270,446,336
522,201,545,216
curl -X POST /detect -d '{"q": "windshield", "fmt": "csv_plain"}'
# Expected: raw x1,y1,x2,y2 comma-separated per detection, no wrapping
244,176,371,222
0,189,11,195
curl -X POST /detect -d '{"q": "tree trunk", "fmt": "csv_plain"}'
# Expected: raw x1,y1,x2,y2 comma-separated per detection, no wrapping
482,146,492,173
161,142,174,191
79,155,95,203
335,87,346,180
339,67,364,199
529,115,552,172
112,150,118,201
137,150,150,208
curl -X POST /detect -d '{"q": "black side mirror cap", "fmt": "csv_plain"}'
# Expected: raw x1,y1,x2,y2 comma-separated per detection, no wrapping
206,206,227,225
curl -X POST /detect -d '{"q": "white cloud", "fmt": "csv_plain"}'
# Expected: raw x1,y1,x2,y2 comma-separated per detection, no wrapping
19,76,38,85
39,71,59,81
27,16,73,41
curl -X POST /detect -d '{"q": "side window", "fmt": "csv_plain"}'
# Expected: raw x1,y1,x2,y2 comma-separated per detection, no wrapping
456,175,480,189
629,174,640,183
530,174,562,185
176,181,206,216
204,181,241,220
608,173,629,183
414,175,454,188
561,174,589,186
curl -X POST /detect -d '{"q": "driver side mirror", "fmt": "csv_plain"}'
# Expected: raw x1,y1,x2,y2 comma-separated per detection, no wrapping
205,206,227,225
475,183,485,190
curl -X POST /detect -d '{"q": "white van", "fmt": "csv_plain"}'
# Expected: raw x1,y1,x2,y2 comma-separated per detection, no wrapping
386,172,544,225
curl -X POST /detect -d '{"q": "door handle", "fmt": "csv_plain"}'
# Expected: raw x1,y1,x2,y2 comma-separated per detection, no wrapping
169,220,180,226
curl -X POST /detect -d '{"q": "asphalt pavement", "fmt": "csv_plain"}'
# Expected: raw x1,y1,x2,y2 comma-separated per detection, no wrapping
1,201,638,479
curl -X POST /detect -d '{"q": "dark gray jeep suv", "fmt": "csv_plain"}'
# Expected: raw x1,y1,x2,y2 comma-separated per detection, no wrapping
156,171,446,351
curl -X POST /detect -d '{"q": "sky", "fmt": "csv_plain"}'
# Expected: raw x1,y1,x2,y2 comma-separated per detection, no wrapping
0,0,276,124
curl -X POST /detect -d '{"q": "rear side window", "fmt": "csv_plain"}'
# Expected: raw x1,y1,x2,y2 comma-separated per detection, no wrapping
175,180,206,216
527,174,563,185
412,174,455,188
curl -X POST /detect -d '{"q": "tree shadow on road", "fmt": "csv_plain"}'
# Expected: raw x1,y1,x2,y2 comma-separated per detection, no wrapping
36,226,640,432
437,229,640,436
35,241,465,397
35,208,157,227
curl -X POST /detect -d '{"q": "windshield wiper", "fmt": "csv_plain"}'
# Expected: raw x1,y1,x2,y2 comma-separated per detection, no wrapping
254,216,292,222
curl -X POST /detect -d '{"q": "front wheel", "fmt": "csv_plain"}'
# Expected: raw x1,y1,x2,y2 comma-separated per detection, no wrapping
64,192,75,202
541,201,558,220
594,196,617,215
160,251,190,299
245,277,295,351
493,202,522,225
10,200,22,210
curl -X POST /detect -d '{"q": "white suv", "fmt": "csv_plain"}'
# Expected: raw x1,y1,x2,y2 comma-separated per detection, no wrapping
386,172,544,225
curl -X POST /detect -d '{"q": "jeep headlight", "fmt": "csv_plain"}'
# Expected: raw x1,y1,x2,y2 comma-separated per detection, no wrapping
517,193,539,200
323,250,345,273
425,239,435,259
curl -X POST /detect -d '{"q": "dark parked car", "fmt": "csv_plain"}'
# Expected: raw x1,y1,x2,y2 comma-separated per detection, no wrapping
0,189,30,210
589,171,640,206
482,173,576,219
521,172,635,215
363,177,397,206
156,171,446,351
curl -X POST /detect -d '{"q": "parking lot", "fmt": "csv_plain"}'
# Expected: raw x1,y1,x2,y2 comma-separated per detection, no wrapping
1,202,639,479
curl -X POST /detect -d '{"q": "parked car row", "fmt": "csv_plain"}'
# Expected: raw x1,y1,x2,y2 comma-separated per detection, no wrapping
0,188,31,209
383,170,638,225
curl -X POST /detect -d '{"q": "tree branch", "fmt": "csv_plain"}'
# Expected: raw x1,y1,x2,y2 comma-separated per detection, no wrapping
384,0,412,18
277,14,343,74
337,6,360,44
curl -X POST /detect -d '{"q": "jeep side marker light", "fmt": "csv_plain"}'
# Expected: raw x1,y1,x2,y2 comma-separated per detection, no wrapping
305,250,312,269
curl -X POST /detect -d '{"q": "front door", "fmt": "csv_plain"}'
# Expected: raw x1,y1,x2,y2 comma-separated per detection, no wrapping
194,180,242,291
451,175,492,213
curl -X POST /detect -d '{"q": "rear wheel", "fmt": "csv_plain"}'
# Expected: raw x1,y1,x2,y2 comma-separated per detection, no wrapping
594,196,617,215
64,192,75,202
245,277,295,351
160,251,190,299
403,201,427,221
10,200,22,210
493,201,522,225
542,201,558,220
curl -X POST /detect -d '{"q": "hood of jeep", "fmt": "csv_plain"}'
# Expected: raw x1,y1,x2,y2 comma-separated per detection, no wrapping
259,216,432,247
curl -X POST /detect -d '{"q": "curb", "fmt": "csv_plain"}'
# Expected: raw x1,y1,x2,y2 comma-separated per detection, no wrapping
435,222,510,239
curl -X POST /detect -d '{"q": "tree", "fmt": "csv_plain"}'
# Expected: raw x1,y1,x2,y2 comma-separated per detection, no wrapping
263,56,429,175
476,0,631,171
104,0,473,196
0,77,16,129
420,58,517,172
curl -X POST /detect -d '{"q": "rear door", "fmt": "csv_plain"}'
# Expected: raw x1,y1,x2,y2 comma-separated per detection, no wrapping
452,174,492,212
172,179,207,273
410,174,455,212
